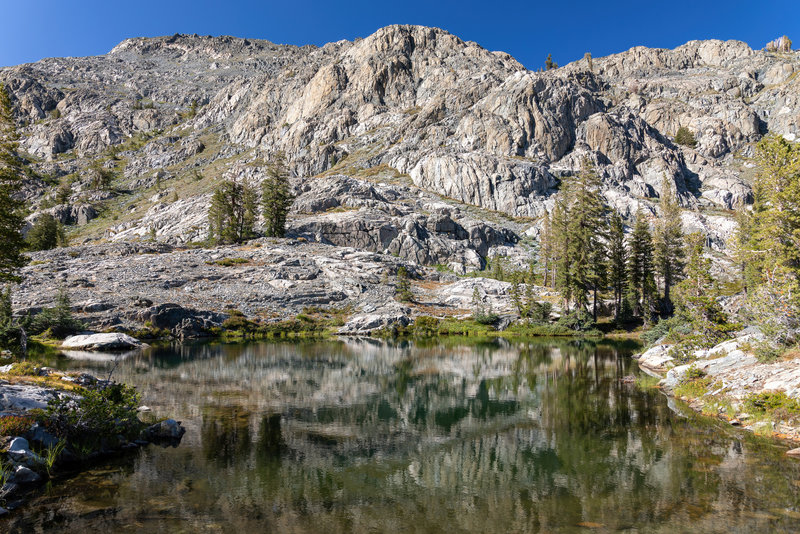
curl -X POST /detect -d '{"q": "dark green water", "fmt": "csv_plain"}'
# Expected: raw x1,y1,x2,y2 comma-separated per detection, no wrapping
3,338,800,533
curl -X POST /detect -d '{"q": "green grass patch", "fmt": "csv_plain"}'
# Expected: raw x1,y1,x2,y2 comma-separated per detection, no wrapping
207,257,250,267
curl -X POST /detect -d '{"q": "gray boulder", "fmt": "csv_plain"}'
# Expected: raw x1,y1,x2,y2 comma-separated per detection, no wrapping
61,332,146,351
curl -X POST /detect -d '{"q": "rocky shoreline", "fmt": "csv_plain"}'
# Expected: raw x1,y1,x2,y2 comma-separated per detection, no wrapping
0,363,185,515
636,331,800,448
11,239,553,339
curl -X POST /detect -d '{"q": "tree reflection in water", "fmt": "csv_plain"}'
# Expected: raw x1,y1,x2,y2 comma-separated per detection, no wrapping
3,338,800,533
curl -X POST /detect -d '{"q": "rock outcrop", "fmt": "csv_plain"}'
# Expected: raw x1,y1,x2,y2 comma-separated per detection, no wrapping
1,26,797,269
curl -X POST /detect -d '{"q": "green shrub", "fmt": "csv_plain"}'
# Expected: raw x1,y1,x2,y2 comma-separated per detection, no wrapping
683,364,707,381
27,287,83,339
556,310,596,332
395,267,413,302
26,214,66,251
674,126,697,147
207,257,250,267
6,361,38,376
413,316,441,337
641,315,690,346
745,391,800,421
0,415,34,437
42,383,143,446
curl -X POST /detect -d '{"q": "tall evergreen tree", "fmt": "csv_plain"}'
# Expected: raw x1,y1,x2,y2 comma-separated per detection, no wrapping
0,84,27,282
737,135,800,292
551,192,571,309
261,151,294,238
564,159,608,316
607,212,627,321
675,232,736,347
627,209,656,323
540,210,554,287
653,175,685,314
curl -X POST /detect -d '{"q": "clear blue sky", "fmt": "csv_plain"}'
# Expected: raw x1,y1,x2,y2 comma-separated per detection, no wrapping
2,0,798,69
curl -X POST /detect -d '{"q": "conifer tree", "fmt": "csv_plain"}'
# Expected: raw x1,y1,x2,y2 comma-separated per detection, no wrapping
551,192,571,309
607,212,627,321
540,210,554,287
675,233,736,347
564,159,608,315
0,84,27,282
207,178,257,244
26,213,66,251
737,134,800,291
261,151,294,238
627,209,656,323
653,175,685,314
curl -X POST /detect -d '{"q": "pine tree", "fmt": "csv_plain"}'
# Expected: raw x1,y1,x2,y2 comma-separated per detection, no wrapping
738,135,800,289
26,213,66,251
675,233,736,347
540,210,553,287
509,272,525,317
395,266,413,302
262,151,294,238
551,192,571,309
627,209,656,323
560,159,608,314
207,178,258,244
653,175,685,314
545,54,558,70
0,84,28,282
607,212,627,321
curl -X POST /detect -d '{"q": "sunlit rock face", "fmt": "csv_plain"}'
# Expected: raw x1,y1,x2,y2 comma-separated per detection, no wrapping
8,339,800,533
3,26,797,254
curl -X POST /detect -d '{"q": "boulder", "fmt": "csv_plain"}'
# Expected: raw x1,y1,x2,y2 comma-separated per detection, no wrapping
338,308,411,335
11,465,41,485
637,344,675,373
145,418,186,444
61,332,146,351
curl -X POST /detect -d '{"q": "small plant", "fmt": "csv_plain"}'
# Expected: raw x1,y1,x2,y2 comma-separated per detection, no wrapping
683,364,707,381
42,383,143,445
471,286,498,325
6,361,38,376
0,458,10,488
395,267,413,303
208,257,250,267
674,126,697,147
745,391,800,416
555,310,596,332
44,440,66,477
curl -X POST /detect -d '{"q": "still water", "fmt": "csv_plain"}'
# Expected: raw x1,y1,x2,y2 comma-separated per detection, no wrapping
3,338,800,533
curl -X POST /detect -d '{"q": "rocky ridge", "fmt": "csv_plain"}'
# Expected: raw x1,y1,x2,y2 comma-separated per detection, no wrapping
0,26,797,267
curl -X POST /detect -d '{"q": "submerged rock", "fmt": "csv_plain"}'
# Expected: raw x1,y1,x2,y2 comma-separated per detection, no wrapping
144,418,186,445
11,465,41,485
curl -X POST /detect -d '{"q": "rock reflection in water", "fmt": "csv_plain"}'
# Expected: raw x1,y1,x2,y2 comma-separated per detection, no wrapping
3,338,800,533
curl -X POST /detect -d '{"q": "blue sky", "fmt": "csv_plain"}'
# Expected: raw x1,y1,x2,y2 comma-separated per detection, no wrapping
2,0,798,69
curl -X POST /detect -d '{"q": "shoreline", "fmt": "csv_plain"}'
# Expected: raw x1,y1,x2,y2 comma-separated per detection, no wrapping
636,332,800,448
0,364,185,515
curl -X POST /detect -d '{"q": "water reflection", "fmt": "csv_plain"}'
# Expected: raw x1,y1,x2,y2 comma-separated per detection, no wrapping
4,338,800,533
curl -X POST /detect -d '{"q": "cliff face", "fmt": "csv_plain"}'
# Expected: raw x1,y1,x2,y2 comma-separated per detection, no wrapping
1,25,798,256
